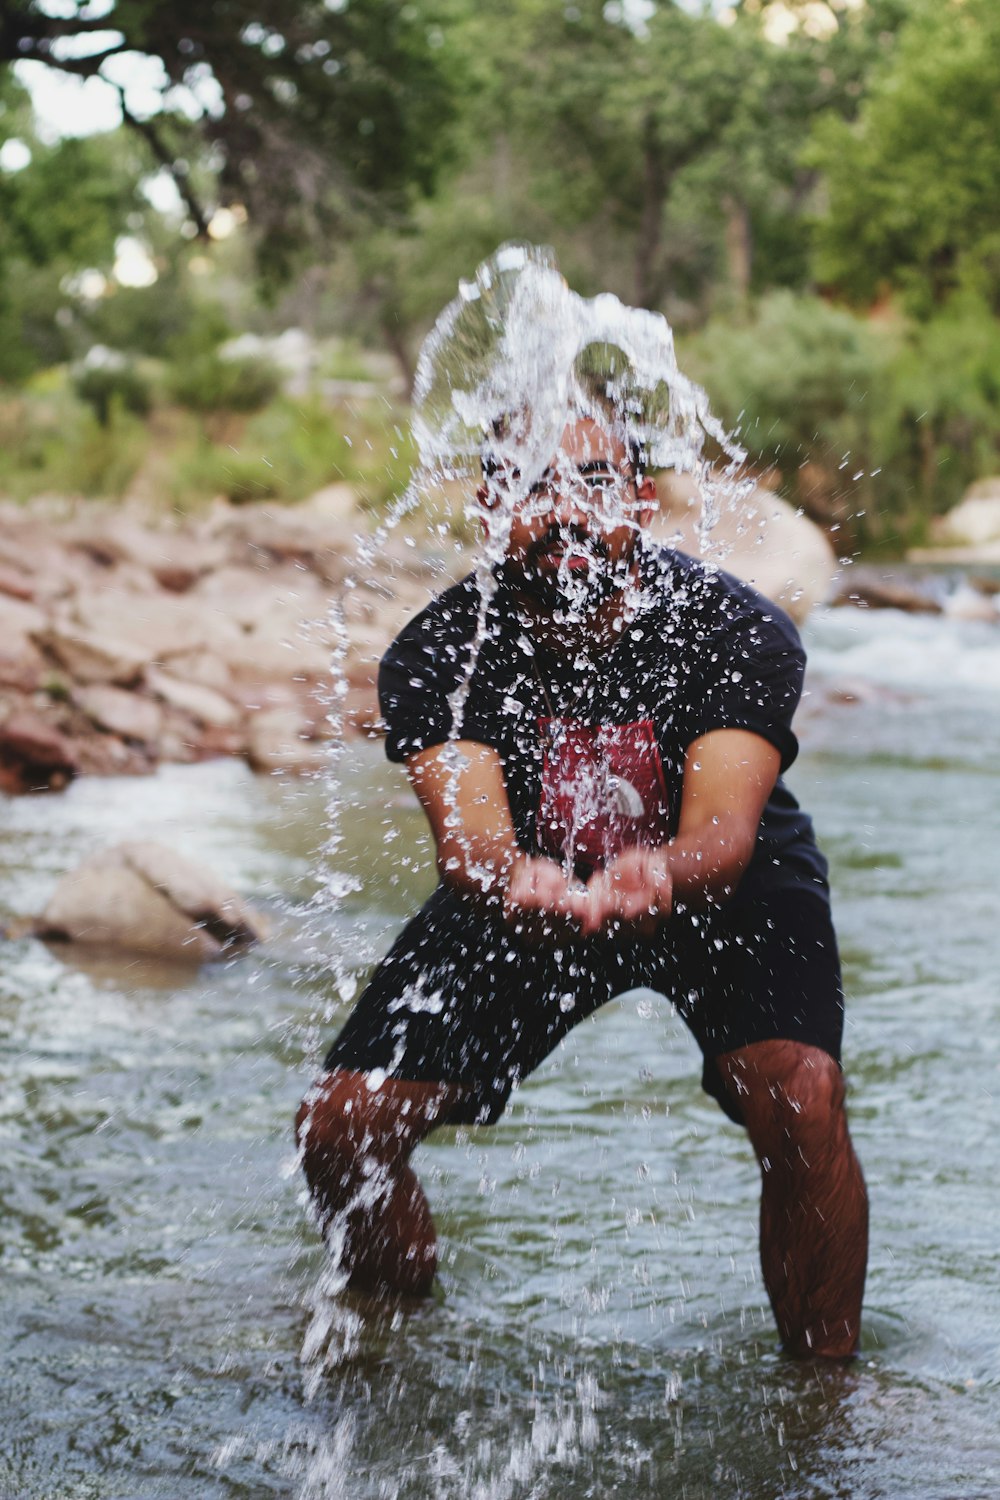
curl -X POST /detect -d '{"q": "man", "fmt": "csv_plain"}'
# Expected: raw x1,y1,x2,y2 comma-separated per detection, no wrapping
296,409,868,1361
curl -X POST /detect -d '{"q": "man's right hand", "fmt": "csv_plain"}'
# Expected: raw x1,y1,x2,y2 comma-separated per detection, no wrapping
501,853,584,945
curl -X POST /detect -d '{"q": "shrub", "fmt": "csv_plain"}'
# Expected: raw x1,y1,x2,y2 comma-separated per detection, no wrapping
169,395,358,507
72,348,153,426
166,351,282,414
0,383,148,501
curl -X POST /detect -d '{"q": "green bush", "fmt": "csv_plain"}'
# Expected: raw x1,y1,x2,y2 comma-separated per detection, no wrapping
681,289,1000,550
682,291,893,482
73,353,153,426
883,294,1000,522
169,395,357,507
166,351,282,414
0,384,148,501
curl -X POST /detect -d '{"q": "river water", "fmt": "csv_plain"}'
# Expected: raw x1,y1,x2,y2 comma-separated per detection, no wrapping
1,592,999,1499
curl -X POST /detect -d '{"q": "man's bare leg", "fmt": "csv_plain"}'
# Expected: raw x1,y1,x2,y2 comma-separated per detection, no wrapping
717,1039,868,1359
296,1069,466,1296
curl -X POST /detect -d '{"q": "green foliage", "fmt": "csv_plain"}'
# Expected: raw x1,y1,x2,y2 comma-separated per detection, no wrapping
810,0,1000,310
684,286,1000,547
684,291,891,477
73,357,153,426
168,395,367,507
166,352,282,414
2,0,465,278
883,293,1000,515
0,383,149,500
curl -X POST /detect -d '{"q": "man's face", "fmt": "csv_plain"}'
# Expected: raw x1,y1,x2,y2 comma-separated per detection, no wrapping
480,418,655,616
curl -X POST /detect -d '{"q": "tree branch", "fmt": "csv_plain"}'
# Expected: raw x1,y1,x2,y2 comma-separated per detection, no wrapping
11,42,132,79
115,92,212,239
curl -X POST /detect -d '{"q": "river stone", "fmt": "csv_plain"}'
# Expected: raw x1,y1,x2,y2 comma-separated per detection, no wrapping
146,667,241,728
651,474,835,623
36,622,151,685
0,708,79,793
77,515,227,592
35,841,263,960
247,708,328,775
935,484,1000,547
67,589,242,661
75,684,163,743
0,592,48,639
0,561,36,602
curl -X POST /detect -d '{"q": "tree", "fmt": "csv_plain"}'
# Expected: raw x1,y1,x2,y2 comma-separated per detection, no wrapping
1,0,464,275
0,72,150,378
810,0,1000,310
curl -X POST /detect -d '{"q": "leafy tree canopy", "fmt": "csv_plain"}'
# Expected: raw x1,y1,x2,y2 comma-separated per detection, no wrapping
810,0,1000,311
1,0,463,274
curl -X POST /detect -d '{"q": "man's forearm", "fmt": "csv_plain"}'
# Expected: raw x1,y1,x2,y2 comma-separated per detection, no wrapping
663,821,757,908
437,829,519,903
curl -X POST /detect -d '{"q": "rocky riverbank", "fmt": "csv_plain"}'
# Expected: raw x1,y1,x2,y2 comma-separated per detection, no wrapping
0,473,873,795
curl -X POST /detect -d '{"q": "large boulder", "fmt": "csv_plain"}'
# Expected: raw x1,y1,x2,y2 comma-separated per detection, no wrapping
34,841,264,961
650,473,836,623
935,482,1000,546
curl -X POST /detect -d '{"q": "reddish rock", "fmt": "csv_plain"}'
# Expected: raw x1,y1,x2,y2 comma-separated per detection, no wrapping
0,561,35,602
146,667,241,729
34,840,265,961
0,708,79,793
246,707,329,774
75,684,163,743
36,622,150,685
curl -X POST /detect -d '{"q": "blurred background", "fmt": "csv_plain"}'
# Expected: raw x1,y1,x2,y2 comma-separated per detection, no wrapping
3,0,1000,553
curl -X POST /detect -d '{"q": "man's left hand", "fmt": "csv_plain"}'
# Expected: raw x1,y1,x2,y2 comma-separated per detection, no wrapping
573,848,673,938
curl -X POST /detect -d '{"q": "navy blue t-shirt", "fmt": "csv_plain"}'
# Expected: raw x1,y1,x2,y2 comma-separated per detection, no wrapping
378,543,829,899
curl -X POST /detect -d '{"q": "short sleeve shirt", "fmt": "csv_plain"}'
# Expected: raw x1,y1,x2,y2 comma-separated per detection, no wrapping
378,543,828,898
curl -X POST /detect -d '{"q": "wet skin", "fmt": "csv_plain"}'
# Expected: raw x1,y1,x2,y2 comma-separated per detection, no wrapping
297,419,868,1358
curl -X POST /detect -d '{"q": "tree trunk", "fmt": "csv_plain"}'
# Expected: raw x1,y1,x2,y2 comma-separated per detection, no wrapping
635,117,667,310
723,194,752,306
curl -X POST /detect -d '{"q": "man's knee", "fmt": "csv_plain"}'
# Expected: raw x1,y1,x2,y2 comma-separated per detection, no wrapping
295,1067,463,1179
719,1041,847,1147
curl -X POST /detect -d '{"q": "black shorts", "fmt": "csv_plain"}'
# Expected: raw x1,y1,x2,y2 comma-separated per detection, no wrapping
324,882,844,1128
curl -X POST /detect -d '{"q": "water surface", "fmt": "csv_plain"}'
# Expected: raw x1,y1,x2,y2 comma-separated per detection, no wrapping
1,601,999,1498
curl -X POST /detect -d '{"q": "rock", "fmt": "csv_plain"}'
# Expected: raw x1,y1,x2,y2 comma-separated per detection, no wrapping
0,595,48,692
70,515,227,592
35,622,150,685
192,564,278,628
0,561,36,602
0,641,45,693
66,588,242,662
75,684,163,743
157,649,237,699
0,592,48,639
220,626,333,682
146,667,242,729
649,474,836,623
942,584,999,623
933,483,1000,547
33,841,264,961
246,707,329,775
296,483,360,526
829,567,942,614
221,506,353,585
0,708,79,793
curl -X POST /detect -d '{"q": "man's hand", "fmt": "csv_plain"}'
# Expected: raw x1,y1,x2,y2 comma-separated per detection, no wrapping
502,853,585,945
575,847,673,939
